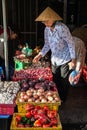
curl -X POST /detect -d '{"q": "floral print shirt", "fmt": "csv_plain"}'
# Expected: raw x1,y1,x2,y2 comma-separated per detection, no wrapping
40,21,76,66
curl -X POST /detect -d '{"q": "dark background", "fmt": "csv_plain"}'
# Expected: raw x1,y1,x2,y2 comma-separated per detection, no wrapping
0,0,87,49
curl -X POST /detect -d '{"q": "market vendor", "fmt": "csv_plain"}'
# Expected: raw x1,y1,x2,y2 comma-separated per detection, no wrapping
0,25,20,79
0,25,18,59
33,6,76,102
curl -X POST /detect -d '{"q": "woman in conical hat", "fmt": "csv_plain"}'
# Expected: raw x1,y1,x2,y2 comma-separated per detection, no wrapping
33,6,76,102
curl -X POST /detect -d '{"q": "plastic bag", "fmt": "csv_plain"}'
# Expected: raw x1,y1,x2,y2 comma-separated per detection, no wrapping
69,70,81,86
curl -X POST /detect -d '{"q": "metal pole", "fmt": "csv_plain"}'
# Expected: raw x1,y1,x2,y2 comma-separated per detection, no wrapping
2,0,9,80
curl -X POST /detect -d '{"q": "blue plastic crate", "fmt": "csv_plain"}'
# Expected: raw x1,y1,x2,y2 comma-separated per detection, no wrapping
0,115,12,130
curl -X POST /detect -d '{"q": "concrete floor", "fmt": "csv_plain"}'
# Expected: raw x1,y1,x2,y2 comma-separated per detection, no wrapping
59,78,87,130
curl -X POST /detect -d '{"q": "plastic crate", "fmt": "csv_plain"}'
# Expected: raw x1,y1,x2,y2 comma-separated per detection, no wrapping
15,58,32,71
0,102,16,115
16,102,61,113
82,66,87,82
16,93,61,113
0,115,12,130
10,113,62,130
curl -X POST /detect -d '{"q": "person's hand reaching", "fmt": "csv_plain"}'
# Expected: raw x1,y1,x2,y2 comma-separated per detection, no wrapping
32,53,42,63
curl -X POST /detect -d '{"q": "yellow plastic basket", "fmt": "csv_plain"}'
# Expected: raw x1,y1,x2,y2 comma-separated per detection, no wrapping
16,93,61,113
10,113,62,130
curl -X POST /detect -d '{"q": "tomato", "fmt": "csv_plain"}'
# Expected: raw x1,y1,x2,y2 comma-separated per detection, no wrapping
34,114,39,119
50,118,58,126
16,115,21,123
30,109,36,115
47,110,57,118
38,116,47,124
35,105,41,110
25,112,32,118
37,109,45,115
43,105,50,111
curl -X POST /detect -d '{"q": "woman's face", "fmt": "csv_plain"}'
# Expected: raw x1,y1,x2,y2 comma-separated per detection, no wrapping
10,31,18,40
42,20,55,27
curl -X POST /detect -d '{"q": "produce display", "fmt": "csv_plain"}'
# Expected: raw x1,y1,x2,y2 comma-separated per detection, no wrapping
14,45,50,71
28,61,50,68
0,81,20,104
20,79,57,92
10,105,62,128
13,67,53,81
0,45,62,128
14,54,32,70
17,79,60,103
14,54,50,70
14,54,32,61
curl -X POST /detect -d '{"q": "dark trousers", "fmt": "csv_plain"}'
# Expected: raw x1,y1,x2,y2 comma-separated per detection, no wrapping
0,57,14,80
52,61,71,102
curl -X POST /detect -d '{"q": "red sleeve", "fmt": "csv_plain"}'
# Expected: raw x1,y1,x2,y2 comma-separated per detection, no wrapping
0,26,10,37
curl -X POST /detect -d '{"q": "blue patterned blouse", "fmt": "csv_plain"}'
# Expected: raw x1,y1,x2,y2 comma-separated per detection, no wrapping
39,21,76,66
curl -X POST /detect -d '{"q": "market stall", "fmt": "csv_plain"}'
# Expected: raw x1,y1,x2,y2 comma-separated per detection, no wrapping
0,30,62,130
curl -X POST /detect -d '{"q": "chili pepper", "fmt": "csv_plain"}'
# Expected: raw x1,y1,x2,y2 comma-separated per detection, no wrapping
16,115,21,123
25,112,32,118
25,104,35,111
34,120,42,127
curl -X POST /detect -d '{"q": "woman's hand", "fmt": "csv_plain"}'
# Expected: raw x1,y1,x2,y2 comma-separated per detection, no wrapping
32,53,42,63
68,59,76,70
69,69,82,86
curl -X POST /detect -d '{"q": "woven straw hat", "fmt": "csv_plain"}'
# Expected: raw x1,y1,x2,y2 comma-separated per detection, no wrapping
35,6,63,21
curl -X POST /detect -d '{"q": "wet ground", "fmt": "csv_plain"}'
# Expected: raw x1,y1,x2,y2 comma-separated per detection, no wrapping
59,78,87,130
62,123,87,130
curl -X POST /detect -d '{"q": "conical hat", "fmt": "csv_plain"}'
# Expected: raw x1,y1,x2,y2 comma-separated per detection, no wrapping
35,6,63,21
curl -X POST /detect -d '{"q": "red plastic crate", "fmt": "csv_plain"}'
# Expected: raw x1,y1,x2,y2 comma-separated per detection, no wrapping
82,66,87,82
0,102,16,115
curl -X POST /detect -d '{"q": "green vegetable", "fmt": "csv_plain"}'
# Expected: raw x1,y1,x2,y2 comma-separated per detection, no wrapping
26,119,31,125
21,116,28,124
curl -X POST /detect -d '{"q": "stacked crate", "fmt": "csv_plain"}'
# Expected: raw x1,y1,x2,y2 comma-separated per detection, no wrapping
10,79,62,130
11,57,62,130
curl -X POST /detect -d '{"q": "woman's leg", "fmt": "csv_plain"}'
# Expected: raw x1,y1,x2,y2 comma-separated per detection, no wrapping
59,62,70,102
52,62,71,102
